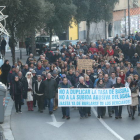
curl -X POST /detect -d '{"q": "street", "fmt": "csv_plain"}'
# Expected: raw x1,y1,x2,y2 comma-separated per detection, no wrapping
11,105,140,140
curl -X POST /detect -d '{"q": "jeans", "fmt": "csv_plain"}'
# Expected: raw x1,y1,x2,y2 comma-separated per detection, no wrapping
114,106,122,117
79,107,88,117
62,107,70,117
102,106,112,116
47,98,54,112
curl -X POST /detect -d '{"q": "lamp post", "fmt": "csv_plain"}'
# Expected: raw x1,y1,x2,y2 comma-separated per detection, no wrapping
128,0,131,35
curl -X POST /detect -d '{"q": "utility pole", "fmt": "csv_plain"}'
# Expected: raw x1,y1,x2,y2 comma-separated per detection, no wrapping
128,0,131,35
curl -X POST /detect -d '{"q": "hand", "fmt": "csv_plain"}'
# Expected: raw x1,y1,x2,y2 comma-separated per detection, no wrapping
112,87,114,89
83,82,85,85
70,87,74,89
58,87,61,89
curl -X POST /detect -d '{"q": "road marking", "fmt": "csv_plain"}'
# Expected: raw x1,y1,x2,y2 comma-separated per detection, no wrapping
91,107,125,140
46,114,65,128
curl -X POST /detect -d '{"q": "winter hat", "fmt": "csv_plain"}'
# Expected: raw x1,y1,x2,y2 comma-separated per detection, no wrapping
53,70,58,75
12,66,15,69
46,67,50,70
31,70,36,74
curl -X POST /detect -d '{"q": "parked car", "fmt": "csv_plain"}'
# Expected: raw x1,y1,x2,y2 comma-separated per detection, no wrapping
60,40,79,48
36,35,59,54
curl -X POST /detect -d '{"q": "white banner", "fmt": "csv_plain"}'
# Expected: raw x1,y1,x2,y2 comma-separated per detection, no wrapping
58,87,132,107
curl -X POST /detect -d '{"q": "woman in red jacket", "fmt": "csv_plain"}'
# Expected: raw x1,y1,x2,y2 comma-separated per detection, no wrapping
119,70,125,84
107,46,114,56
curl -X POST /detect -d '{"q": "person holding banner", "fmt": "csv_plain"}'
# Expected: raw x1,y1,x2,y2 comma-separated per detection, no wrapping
76,76,89,119
85,75,94,116
96,79,105,118
112,77,125,119
103,74,113,117
125,76,133,117
58,78,73,120
129,81,139,120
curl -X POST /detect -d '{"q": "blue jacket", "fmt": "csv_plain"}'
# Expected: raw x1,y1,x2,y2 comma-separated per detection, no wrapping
126,70,138,78
35,67,45,76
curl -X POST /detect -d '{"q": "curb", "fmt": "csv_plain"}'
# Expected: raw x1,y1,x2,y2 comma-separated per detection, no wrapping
0,99,14,140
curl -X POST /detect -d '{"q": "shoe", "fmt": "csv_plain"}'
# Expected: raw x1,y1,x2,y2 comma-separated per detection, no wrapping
97,116,100,118
112,110,114,114
55,106,58,110
40,110,43,113
49,111,53,115
88,114,91,116
80,116,84,119
129,114,131,117
34,105,37,107
85,115,88,118
115,117,118,119
119,116,122,119
53,108,56,111
62,116,66,119
66,116,70,120
16,111,18,113
138,113,140,116
132,116,135,120
18,110,22,113
109,115,112,118
38,109,40,112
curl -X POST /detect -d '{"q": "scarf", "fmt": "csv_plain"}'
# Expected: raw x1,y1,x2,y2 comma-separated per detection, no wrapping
38,66,42,70
131,86,138,93
97,83,105,88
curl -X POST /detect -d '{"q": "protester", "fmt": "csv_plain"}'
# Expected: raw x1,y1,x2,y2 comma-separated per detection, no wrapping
24,72,35,111
58,78,73,119
112,77,125,119
42,73,57,115
1,60,11,86
96,79,105,118
11,76,23,113
129,81,139,120
35,75,44,113
76,76,89,119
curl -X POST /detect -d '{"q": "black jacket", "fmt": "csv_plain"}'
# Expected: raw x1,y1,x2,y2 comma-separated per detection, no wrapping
42,79,57,99
66,73,74,85
11,81,22,98
35,80,44,95
76,83,88,88
113,83,124,88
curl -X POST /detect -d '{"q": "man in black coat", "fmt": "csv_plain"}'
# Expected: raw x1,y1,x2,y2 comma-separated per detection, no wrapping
42,73,57,114
112,77,124,119
76,76,89,119
1,37,6,57
35,75,44,113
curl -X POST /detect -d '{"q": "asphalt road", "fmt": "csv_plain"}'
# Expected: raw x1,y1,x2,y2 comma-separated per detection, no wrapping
11,105,140,140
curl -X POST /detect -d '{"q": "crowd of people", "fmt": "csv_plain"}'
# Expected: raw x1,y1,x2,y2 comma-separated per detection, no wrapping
1,33,140,120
